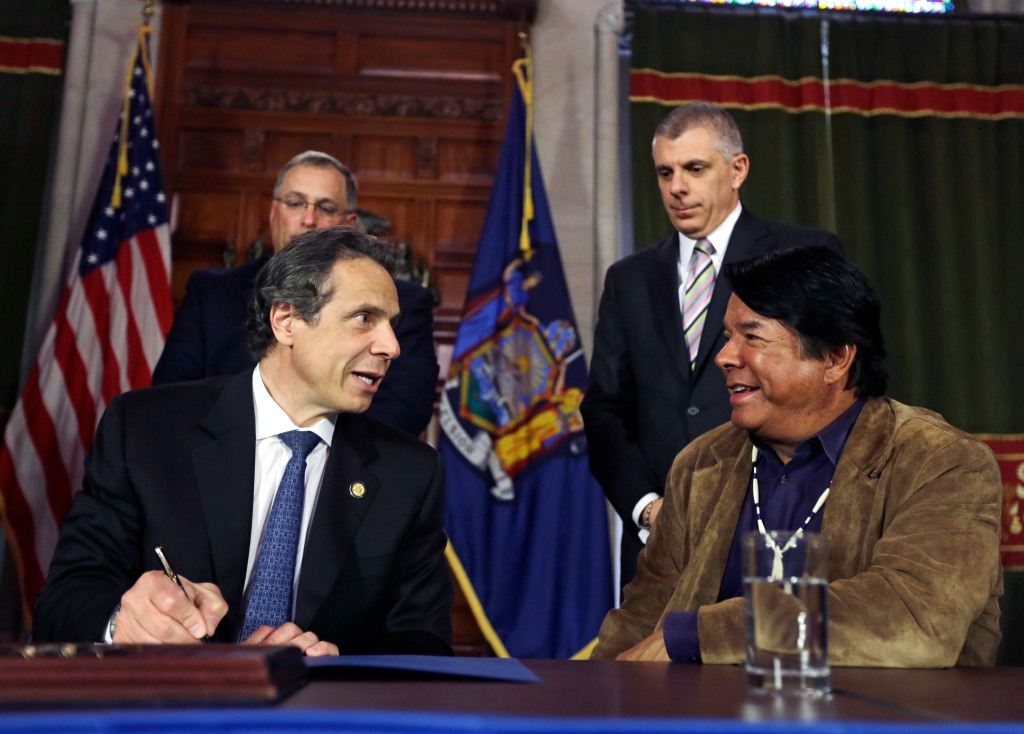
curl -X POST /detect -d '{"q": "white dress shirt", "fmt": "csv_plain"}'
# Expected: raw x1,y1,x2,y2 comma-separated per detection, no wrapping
674,202,741,314
632,203,743,543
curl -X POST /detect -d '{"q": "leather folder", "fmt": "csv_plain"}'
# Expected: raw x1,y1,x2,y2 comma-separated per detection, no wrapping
0,643,306,706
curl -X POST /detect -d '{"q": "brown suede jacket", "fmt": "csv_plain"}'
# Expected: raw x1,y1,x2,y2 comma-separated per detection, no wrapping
592,397,1003,666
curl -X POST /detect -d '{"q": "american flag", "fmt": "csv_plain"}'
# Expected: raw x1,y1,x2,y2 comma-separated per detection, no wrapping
0,26,172,614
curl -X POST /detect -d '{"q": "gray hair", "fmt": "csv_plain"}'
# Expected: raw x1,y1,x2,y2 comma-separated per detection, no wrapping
653,102,744,161
247,226,395,360
273,150,358,212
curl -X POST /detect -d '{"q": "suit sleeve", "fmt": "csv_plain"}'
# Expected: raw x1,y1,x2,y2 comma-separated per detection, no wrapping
591,445,695,659
367,281,439,436
33,397,142,642
374,452,454,655
581,266,664,524
820,230,845,255
766,222,844,259
152,271,208,385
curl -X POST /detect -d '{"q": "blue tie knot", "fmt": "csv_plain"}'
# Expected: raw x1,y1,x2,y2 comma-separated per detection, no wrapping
280,429,321,459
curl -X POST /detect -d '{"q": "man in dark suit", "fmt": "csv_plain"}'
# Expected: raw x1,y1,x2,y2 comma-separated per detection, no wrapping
581,103,843,591
152,150,439,437
34,227,453,656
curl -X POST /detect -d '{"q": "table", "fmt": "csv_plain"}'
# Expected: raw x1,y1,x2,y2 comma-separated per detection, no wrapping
286,660,1024,723
2,660,1023,732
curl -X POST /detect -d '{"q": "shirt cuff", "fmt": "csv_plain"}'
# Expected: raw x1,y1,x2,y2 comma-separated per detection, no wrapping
102,604,120,644
631,492,661,529
663,611,702,663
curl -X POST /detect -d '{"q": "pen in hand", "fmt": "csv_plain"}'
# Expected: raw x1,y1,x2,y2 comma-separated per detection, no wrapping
154,545,210,643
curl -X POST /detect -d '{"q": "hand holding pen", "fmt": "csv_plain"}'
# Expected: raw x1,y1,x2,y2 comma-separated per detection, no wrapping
150,547,339,655
108,548,227,644
154,546,212,643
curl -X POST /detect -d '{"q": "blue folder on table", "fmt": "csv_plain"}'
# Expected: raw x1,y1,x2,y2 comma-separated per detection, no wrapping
304,655,540,683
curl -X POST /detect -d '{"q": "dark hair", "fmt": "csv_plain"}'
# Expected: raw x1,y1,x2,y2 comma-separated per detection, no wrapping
723,246,887,398
274,150,358,212
654,102,744,160
247,225,395,360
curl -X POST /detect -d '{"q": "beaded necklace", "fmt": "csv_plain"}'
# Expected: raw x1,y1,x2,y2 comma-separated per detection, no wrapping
751,445,831,581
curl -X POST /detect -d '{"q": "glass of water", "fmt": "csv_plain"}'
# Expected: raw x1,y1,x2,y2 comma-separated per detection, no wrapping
743,531,829,695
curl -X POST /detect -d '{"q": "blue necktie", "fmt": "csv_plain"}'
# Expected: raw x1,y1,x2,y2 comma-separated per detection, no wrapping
239,430,321,641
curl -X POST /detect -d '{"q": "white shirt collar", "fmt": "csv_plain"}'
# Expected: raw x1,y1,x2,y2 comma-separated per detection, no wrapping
251,365,335,447
676,201,743,277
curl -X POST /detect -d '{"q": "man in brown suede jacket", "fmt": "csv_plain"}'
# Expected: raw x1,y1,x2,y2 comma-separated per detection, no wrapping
592,246,1002,666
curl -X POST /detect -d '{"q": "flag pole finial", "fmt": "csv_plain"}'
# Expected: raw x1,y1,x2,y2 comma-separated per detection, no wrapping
140,0,155,25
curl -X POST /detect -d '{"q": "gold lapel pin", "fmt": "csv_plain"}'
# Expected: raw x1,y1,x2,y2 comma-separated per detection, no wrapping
349,482,366,498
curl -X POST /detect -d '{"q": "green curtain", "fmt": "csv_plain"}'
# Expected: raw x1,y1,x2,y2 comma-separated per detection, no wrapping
631,6,1024,434
630,4,1024,664
631,10,836,248
0,1,70,415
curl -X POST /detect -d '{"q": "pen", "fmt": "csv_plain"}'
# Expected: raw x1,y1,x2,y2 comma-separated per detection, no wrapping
154,545,210,642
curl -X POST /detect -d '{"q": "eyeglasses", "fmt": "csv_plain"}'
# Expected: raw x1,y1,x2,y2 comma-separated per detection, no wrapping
274,196,351,219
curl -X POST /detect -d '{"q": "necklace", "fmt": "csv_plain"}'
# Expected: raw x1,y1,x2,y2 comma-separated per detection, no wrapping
751,445,831,581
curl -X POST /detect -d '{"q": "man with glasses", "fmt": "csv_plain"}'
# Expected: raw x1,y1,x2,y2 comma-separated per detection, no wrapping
153,151,439,436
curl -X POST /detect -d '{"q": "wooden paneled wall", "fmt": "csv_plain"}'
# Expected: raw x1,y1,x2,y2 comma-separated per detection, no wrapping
156,0,529,347
155,0,535,656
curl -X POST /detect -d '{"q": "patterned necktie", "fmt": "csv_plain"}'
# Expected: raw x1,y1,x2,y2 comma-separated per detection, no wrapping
239,429,321,641
682,239,716,370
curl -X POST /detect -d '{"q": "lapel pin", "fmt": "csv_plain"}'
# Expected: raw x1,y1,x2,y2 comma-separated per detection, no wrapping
349,481,366,498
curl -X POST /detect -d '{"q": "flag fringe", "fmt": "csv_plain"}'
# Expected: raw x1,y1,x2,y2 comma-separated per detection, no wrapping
444,542,511,658
445,542,599,660
511,48,534,262
112,25,152,210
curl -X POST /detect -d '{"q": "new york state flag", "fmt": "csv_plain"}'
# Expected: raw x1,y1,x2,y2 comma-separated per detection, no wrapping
440,50,612,659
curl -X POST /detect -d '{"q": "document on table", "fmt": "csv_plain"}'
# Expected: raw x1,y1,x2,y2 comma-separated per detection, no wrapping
304,654,541,683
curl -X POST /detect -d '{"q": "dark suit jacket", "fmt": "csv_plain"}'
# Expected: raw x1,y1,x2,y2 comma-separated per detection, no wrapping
33,372,453,655
580,209,843,588
152,257,440,437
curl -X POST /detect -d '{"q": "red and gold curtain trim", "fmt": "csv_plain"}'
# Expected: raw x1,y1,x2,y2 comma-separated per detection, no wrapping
631,69,1024,120
0,36,64,76
978,434,1024,571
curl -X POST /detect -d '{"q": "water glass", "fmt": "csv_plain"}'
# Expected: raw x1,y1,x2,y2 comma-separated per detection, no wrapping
742,530,830,695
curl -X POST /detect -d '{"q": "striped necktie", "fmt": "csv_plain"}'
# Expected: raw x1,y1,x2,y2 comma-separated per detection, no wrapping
239,429,321,641
682,239,716,370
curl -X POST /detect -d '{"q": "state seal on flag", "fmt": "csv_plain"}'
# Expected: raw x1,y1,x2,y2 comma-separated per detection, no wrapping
440,264,585,501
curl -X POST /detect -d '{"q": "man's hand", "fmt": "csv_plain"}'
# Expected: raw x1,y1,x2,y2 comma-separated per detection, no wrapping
616,629,670,661
114,570,226,643
242,622,339,656
648,498,664,528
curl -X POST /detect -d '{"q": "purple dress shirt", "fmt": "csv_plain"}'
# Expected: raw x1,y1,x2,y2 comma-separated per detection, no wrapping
663,399,866,662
